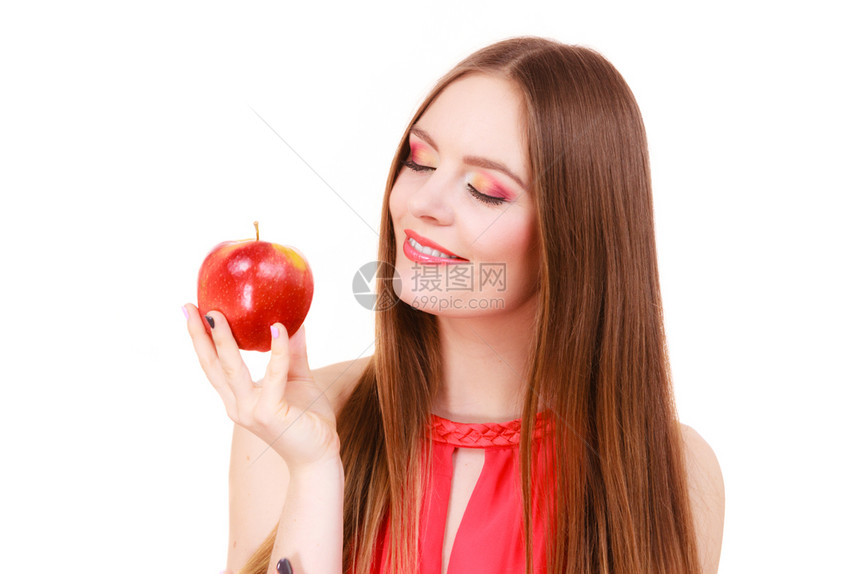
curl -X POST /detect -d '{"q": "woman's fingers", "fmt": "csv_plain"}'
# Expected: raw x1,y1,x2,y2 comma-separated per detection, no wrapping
261,324,314,414
184,303,238,416
205,310,255,404
261,323,290,412
186,304,329,463
286,324,312,383
185,303,218,374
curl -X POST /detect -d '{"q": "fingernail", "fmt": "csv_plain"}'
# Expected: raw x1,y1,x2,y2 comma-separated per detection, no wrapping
205,315,215,329
271,324,280,339
276,558,292,574
181,306,189,320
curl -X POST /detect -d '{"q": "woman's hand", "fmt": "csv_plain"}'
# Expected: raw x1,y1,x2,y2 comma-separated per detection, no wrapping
183,304,340,471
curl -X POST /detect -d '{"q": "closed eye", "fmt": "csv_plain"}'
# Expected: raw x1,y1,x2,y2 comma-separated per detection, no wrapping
467,184,506,206
402,158,435,173
402,156,507,207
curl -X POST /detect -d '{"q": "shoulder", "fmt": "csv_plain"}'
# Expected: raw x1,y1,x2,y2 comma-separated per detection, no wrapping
679,424,725,574
312,354,373,417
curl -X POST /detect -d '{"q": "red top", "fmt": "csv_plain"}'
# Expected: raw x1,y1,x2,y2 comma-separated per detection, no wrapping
368,412,554,573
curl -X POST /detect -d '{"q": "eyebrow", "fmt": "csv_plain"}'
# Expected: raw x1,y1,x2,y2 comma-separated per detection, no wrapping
409,126,528,191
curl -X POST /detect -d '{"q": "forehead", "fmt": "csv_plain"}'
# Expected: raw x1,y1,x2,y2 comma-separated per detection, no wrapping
414,73,529,181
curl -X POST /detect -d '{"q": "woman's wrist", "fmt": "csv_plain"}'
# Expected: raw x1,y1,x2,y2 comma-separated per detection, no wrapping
287,456,344,484
274,454,344,573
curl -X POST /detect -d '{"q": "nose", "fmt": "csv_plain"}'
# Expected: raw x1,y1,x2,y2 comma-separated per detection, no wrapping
406,170,457,226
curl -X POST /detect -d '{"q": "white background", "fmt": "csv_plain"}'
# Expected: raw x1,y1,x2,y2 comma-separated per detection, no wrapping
1,1,857,572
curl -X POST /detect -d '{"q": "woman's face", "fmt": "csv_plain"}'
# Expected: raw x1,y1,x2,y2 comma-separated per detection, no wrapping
389,73,540,317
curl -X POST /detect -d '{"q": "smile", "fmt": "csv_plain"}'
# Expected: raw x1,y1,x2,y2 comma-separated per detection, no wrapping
403,230,469,264
408,237,460,259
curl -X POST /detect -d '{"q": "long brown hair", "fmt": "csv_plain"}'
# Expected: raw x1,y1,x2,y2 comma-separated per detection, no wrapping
241,37,700,574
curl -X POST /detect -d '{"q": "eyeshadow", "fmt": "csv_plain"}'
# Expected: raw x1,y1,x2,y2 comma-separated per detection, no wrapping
409,141,436,167
470,171,514,201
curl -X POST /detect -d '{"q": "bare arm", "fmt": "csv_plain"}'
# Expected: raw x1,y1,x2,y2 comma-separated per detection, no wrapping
681,424,725,574
226,424,289,571
185,304,369,573
268,458,344,573
224,355,372,571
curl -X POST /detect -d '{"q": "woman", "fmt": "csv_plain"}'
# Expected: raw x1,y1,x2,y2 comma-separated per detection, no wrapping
184,36,725,574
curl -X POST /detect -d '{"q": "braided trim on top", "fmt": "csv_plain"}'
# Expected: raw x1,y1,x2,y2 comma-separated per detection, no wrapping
429,412,551,448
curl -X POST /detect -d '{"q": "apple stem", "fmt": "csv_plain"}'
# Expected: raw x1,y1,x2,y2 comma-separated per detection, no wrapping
254,221,259,241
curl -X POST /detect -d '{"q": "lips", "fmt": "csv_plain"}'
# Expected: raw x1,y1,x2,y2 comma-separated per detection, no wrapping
403,229,469,264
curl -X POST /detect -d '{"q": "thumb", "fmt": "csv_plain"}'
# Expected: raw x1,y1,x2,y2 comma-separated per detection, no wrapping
260,323,290,408
286,324,312,382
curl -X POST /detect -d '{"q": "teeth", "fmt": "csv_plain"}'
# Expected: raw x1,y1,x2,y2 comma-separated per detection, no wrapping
409,237,458,259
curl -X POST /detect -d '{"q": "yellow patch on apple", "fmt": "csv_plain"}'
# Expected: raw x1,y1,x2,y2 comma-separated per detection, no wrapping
273,244,307,271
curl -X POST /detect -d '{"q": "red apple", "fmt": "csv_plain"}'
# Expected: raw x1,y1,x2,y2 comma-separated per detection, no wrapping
197,222,313,352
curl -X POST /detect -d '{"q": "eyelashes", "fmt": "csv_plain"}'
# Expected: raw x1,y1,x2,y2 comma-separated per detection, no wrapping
402,158,434,173
401,158,507,206
468,184,506,206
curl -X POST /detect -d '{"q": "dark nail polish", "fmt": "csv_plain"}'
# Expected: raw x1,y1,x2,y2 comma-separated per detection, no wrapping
276,558,292,574
205,315,215,329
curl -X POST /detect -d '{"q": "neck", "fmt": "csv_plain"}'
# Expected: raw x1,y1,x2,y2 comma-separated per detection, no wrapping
431,295,538,423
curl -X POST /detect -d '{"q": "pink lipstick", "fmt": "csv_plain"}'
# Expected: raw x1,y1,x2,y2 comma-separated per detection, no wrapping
403,229,469,264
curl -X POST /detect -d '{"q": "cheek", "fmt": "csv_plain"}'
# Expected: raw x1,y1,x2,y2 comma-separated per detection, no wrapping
389,170,417,213
477,217,539,289
388,181,406,221
388,183,410,260
481,219,534,260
